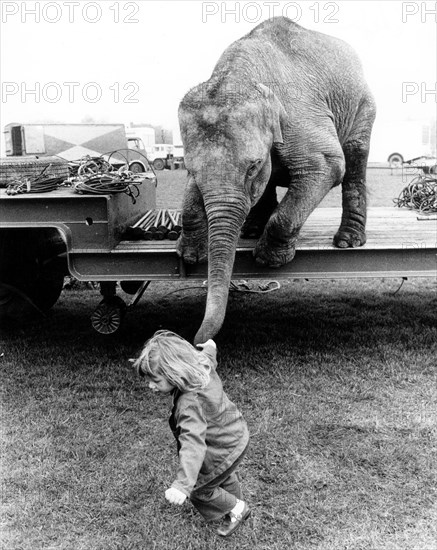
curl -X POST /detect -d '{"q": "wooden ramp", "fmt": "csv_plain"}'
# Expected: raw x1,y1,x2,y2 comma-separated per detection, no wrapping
69,207,437,281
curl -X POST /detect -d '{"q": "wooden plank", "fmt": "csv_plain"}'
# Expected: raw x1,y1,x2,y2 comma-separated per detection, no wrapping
116,207,436,253
70,207,436,281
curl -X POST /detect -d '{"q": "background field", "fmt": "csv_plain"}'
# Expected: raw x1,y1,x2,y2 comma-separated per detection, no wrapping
1,166,436,550
154,164,420,210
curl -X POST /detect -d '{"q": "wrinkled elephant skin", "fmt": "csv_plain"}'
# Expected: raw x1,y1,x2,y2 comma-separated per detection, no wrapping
177,17,376,344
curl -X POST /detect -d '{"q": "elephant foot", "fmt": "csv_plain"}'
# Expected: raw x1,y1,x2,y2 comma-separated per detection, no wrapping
333,227,367,249
176,231,208,264
253,236,296,268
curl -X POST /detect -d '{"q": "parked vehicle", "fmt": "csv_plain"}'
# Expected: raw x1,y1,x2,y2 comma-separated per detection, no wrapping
146,143,185,170
146,143,173,170
172,144,185,169
369,119,436,167
3,123,152,173
403,156,437,174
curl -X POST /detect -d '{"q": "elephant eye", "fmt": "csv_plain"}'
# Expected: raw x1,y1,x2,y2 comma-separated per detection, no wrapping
247,159,262,178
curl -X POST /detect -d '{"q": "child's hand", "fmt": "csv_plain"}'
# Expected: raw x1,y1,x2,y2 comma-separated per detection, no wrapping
165,487,187,505
196,339,216,350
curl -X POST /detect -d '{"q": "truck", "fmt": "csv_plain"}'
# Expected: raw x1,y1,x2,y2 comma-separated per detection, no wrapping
125,126,185,170
146,143,185,171
369,118,436,170
3,123,153,174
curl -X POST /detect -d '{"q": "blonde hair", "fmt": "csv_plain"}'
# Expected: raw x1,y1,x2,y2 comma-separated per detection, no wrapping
133,330,212,391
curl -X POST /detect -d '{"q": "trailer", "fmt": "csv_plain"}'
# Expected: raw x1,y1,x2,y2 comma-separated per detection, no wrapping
0,180,435,334
368,118,436,167
3,123,152,174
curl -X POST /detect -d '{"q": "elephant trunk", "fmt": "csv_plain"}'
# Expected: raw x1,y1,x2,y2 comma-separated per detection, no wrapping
194,192,249,345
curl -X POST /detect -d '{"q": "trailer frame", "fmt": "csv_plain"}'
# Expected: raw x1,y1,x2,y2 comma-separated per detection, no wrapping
1,187,436,332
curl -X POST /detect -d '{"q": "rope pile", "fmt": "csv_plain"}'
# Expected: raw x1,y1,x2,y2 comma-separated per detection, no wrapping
67,155,144,204
67,156,113,177
229,280,281,293
394,174,437,214
124,209,182,240
5,164,65,195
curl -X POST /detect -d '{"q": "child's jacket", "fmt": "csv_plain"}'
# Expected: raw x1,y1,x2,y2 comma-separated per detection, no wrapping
169,340,249,497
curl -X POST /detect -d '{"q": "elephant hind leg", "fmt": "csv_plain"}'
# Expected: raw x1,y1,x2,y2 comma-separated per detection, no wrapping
334,94,376,249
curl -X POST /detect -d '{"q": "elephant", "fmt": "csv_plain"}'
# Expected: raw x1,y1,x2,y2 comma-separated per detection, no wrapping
177,16,376,344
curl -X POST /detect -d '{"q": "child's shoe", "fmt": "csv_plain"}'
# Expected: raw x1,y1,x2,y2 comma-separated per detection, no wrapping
217,502,251,537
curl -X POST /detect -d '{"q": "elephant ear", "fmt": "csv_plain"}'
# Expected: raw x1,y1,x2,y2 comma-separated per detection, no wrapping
257,83,287,144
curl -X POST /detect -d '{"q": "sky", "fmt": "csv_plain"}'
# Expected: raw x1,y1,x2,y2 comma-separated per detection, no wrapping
0,0,436,158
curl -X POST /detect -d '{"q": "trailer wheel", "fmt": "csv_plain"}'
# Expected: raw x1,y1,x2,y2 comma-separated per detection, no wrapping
129,161,145,173
0,229,66,324
388,153,403,167
153,158,165,171
91,296,127,334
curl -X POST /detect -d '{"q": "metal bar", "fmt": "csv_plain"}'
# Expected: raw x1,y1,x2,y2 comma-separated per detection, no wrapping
67,246,437,281
167,210,177,226
127,280,152,307
132,211,152,228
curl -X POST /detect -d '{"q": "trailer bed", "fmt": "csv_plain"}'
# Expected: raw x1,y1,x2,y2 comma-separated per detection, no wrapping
1,187,435,281
69,207,437,281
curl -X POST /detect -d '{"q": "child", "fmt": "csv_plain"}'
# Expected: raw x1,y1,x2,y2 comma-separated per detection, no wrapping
133,330,250,537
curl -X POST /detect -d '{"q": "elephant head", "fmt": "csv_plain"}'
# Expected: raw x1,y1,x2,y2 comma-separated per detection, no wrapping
178,79,286,344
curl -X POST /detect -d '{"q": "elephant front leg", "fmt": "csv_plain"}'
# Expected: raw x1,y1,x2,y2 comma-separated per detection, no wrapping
176,177,208,264
254,154,344,268
253,192,302,268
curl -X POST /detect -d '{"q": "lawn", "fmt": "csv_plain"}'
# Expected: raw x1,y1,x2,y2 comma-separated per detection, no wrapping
1,165,436,550
154,163,420,210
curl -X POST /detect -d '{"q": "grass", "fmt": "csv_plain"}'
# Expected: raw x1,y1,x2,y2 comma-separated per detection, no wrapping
1,166,436,549
1,278,436,549
154,164,420,210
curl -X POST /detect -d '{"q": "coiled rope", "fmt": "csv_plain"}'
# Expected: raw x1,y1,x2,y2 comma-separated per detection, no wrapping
393,174,437,214
67,153,145,204
5,151,149,203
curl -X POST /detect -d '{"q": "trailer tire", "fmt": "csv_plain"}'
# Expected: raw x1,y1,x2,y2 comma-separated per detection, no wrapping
388,153,403,167
0,229,67,325
153,158,165,171
91,296,127,334
129,161,145,173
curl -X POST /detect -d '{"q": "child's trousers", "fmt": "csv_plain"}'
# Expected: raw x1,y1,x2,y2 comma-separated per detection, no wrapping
189,450,247,522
